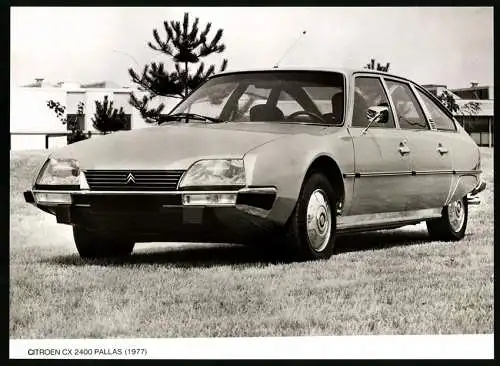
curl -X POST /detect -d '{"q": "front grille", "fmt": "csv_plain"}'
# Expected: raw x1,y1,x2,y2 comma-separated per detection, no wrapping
84,170,185,191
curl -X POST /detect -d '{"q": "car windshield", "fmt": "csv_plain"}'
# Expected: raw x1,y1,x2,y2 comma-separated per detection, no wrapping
168,71,345,125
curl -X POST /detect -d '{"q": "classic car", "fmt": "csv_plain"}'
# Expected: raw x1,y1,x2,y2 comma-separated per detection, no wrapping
24,67,486,261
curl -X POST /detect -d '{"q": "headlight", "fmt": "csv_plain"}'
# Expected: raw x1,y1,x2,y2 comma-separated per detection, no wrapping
36,158,80,186
178,159,245,188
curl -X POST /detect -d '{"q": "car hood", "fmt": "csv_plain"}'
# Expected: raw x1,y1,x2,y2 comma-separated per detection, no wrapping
50,122,329,170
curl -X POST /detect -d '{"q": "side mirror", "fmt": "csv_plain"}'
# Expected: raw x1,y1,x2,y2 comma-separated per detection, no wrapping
366,105,389,124
361,105,389,136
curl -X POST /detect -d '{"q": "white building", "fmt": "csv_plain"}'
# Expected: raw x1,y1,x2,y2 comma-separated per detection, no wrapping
10,79,180,150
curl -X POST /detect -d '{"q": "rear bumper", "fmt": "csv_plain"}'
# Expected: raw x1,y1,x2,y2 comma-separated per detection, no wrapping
467,179,487,205
23,187,281,243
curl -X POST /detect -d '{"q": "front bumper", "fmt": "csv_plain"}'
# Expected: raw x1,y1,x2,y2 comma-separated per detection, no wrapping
23,187,279,243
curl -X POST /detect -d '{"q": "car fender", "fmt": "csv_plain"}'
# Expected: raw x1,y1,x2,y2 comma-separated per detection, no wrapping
445,127,482,205
243,128,354,225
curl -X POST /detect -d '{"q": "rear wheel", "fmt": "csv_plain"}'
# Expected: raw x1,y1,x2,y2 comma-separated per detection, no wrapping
426,197,468,241
73,225,135,259
284,173,337,261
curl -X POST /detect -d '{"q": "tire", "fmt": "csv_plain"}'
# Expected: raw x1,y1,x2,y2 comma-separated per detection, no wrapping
73,225,135,259
426,196,468,241
284,172,337,261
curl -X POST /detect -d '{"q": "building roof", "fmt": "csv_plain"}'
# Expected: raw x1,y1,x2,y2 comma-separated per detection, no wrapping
422,84,447,88
20,78,126,89
451,85,492,92
20,78,57,88
81,81,122,88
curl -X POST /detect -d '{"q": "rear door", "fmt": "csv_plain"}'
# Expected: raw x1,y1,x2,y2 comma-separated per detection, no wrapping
384,79,454,210
414,86,479,204
348,75,412,215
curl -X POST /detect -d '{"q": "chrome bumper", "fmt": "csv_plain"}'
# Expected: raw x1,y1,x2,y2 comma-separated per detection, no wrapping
467,180,486,205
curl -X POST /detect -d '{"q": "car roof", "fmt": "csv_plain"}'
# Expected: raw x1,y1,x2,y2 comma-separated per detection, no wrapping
212,66,417,85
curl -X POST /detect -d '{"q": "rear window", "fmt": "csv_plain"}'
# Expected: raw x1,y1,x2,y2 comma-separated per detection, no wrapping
416,89,457,131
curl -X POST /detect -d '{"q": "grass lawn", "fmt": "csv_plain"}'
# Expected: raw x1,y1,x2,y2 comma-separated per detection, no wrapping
9,148,494,338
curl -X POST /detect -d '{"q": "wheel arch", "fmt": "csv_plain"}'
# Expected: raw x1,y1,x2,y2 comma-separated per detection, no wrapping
303,155,346,213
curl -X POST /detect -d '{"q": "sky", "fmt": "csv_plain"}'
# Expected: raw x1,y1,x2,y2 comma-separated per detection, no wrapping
10,7,494,90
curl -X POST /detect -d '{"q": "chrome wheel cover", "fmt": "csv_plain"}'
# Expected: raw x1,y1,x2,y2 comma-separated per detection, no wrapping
448,199,465,232
306,189,332,252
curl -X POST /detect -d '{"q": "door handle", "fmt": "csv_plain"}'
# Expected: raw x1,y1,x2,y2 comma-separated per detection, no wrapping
437,144,449,155
398,142,410,155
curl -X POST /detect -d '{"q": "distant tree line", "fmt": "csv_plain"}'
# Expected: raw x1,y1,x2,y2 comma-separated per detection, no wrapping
364,58,390,72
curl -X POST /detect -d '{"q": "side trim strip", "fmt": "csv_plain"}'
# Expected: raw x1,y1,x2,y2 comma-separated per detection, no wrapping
359,171,412,177
454,170,482,175
337,208,442,230
348,170,481,178
414,170,452,175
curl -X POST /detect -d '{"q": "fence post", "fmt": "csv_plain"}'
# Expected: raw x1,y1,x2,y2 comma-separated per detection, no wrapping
45,135,49,149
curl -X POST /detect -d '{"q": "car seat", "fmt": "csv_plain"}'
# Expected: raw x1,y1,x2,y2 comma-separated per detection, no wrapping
249,104,285,122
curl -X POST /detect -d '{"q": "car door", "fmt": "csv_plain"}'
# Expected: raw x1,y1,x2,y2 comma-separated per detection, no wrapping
414,86,478,205
348,75,413,215
384,79,454,210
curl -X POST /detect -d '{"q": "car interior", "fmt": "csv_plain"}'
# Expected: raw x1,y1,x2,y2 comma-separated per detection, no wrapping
230,82,345,125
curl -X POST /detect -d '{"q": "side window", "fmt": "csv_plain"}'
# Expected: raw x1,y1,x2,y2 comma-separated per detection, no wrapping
385,80,428,130
352,77,395,128
416,89,457,131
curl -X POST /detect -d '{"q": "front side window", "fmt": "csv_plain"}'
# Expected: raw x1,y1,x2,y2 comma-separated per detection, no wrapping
385,80,428,130
352,77,395,128
415,88,457,131
169,71,345,125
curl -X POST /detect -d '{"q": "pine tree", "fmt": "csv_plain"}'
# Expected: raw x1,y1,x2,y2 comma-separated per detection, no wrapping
129,12,228,123
91,96,129,133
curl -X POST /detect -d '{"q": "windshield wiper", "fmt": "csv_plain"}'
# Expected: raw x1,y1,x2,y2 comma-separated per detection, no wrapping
159,113,224,124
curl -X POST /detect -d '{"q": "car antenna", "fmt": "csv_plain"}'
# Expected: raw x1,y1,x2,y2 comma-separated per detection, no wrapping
273,30,307,69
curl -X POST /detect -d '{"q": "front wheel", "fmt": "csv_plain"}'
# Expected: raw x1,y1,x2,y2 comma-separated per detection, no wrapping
426,197,468,241
73,225,135,259
284,173,337,261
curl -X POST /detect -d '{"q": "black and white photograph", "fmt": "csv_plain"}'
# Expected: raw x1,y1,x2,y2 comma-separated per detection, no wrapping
9,6,493,359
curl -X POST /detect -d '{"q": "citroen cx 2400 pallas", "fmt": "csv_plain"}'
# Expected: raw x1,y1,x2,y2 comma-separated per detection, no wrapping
24,68,486,261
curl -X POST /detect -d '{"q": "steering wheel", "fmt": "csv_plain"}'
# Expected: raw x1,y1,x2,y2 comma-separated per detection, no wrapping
287,110,328,124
